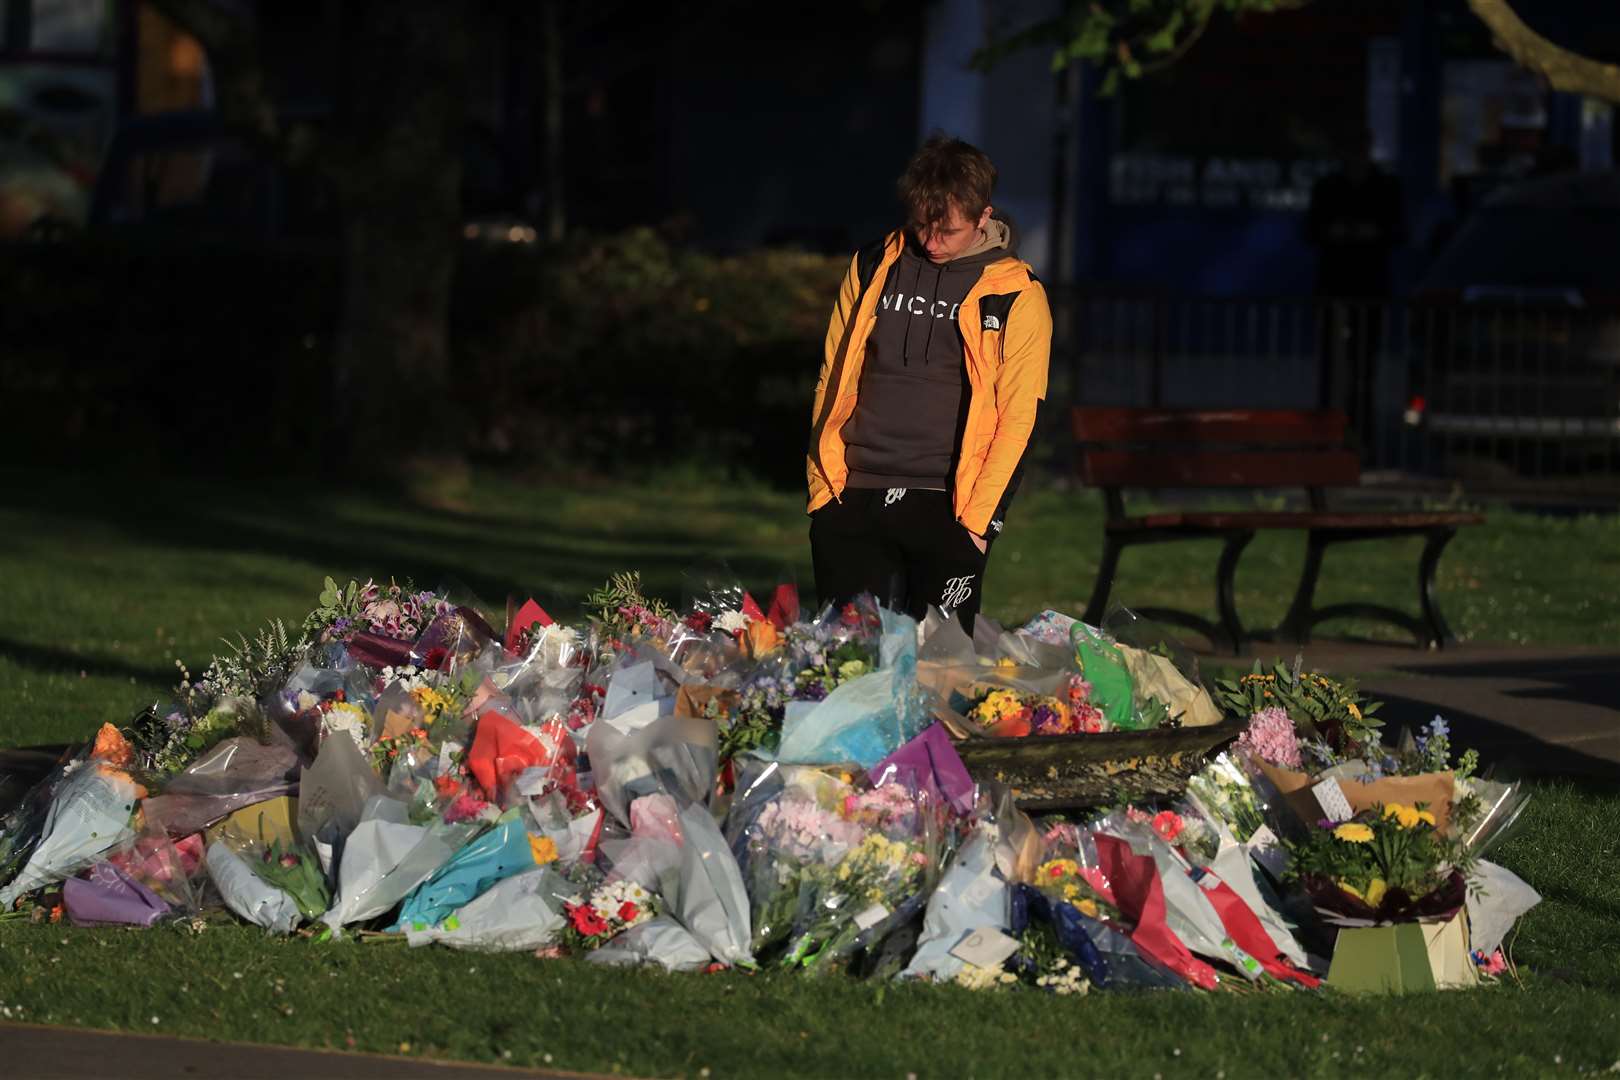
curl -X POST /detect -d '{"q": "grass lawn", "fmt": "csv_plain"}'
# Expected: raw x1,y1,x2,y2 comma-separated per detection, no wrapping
1,463,1618,1077
2,464,1617,749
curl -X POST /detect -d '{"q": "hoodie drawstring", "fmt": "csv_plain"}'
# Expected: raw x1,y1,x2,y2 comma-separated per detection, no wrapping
921,263,942,364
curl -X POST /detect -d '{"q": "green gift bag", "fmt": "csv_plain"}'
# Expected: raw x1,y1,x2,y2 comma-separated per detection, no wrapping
1072,624,1141,731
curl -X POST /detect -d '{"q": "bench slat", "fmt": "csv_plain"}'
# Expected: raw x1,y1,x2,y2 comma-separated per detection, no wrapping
1110,510,1486,531
1079,449,1362,489
1073,407,1347,446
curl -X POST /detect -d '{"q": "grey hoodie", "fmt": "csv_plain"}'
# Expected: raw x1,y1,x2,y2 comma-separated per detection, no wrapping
840,217,1015,490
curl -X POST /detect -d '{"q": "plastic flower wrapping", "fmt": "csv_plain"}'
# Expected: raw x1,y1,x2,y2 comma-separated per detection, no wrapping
0,572,1540,998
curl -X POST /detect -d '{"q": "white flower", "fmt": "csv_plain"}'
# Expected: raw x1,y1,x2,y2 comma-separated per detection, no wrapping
320,702,371,750
951,963,1003,990
713,610,751,634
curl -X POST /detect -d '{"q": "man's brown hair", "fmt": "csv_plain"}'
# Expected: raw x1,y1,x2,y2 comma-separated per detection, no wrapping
897,134,997,230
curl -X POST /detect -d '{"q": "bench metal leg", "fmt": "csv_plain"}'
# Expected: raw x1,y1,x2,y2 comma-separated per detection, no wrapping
1277,530,1327,644
1215,530,1255,655
1082,534,1123,627
1274,526,1461,649
1419,527,1459,647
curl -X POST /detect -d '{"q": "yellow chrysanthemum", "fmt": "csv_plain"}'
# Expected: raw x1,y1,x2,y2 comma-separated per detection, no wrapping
528,834,558,866
1382,804,1428,829
412,686,453,718
1333,822,1374,843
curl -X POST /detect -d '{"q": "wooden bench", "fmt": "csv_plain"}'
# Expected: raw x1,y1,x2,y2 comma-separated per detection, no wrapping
1072,407,1484,654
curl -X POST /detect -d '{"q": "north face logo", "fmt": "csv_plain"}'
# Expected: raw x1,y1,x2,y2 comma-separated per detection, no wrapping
982,315,1002,331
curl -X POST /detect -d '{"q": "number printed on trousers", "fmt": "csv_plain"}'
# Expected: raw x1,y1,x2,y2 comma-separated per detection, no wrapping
941,574,975,609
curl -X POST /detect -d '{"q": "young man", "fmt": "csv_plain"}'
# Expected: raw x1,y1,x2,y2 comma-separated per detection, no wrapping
805,135,1052,630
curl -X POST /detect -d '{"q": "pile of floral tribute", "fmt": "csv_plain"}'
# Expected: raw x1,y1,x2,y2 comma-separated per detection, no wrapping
0,572,1539,993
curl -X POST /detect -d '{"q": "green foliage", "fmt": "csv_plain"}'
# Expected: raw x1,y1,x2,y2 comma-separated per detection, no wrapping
455,231,845,482
1287,806,1461,899
306,577,363,637
586,571,677,641
5,233,844,484
976,0,1305,95
1215,659,1383,751
196,619,305,718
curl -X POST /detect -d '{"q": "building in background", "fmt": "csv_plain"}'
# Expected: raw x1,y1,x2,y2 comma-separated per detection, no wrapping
0,0,216,237
5,0,1615,290
916,0,1618,297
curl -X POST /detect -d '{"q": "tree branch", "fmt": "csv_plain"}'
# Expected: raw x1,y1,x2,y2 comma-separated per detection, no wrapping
1466,0,1620,105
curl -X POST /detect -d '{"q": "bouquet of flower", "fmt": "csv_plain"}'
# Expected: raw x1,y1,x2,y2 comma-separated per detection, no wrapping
310,694,373,751
1287,802,1467,922
791,638,876,703
1217,660,1384,756
740,774,866,956
370,725,435,775
959,674,1105,737
304,577,452,646
778,781,938,971
1185,753,1268,844
558,877,658,951
1008,919,1091,995
783,598,883,702
586,571,677,650
1136,803,1222,867
1034,820,1123,923
707,667,794,761
248,836,331,922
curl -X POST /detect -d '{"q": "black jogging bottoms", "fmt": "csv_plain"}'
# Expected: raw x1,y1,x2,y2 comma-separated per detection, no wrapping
809,487,990,630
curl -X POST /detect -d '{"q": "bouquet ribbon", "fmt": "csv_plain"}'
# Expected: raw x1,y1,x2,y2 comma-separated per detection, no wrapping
1192,869,1320,988
1094,833,1218,990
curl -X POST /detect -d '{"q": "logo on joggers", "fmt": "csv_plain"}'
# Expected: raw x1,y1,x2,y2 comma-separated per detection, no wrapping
941,574,976,609
884,488,906,506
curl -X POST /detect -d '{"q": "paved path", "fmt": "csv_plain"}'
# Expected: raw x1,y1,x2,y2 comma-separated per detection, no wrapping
0,1022,616,1080
1192,640,1620,779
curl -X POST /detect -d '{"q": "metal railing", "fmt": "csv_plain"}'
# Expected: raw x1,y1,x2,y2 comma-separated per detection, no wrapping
1050,290,1620,492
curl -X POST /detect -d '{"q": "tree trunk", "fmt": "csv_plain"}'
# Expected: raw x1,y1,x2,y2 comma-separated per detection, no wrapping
331,1,471,497
542,0,565,243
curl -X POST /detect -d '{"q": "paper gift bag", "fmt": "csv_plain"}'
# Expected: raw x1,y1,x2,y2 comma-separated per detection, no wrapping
1255,761,1456,835
1117,646,1223,728
1326,912,1478,993
204,795,299,850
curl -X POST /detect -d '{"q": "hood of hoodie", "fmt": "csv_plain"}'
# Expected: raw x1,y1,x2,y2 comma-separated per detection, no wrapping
885,214,1017,368
836,215,1018,489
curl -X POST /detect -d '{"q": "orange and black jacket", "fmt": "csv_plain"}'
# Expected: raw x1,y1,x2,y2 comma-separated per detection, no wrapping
806,229,1052,537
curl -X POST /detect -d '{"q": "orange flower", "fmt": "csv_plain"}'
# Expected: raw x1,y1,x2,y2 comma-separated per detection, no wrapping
743,620,781,659
91,723,134,767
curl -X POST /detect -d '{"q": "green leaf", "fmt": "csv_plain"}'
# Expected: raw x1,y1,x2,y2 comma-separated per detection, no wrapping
1100,67,1122,96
